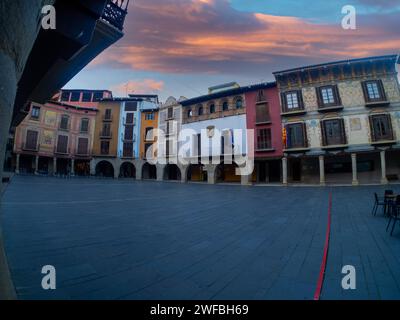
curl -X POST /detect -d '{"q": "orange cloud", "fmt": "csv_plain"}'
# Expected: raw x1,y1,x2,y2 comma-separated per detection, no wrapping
110,79,165,96
95,0,399,74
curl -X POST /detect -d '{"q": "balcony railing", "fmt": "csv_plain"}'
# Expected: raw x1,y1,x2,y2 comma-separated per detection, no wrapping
101,0,129,31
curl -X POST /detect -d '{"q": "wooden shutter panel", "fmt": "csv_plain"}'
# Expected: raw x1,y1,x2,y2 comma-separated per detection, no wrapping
378,80,387,101
387,114,394,140
333,85,342,106
316,87,323,108
320,121,326,146
280,92,287,112
298,90,304,109
369,115,375,142
340,119,347,144
302,123,308,148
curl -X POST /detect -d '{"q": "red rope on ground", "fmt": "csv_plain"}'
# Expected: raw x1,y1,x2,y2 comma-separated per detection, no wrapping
314,192,332,301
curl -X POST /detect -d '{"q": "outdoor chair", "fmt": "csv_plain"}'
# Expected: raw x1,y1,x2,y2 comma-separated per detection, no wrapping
386,195,400,236
372,192,385,216
384,190,394,216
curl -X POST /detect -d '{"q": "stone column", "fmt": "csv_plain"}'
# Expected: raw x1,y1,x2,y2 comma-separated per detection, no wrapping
15,154,20,174
71,159,75,176
205,164,217,184
53,157,57,176
34,156,39,175
380,150,388,184
90,159,96,176
282,157,288,185
351,153,358,186
156,164,165,181
319,155,325,186
179,165,188,183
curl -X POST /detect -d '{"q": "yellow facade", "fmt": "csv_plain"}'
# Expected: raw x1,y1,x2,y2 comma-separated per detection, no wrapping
92,101,121,157
140,110,158,159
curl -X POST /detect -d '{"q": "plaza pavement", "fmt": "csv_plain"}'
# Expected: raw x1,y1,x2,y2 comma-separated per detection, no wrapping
1,176,400,300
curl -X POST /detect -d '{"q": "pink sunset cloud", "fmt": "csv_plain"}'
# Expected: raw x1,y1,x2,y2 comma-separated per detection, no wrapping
110,79,165,96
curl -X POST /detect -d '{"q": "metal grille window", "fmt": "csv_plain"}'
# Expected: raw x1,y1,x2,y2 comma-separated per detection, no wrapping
100,141,110,155
124,125,134,140
80,118,89,133
286,123,307,149
59,115,69,130
257,128,272,150
61,91,70,102
57,135,68,154
321,119,346,146
77,138,88,155
25,130,38,150
370,114,393,141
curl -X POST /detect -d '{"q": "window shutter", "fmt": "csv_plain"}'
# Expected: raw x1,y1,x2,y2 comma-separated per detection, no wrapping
333,85,342,106
340,118,347,144
378,80,387,101
369,115,375,142
387,114,393,140
298,90,304,109
361,81,370,103
316,87,323,108
302,123,308,148
280,92,287,112
320,121,326,146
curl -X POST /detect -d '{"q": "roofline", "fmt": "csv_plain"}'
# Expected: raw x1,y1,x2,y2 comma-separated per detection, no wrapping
181,81,277,107
45,101,98,112
273,54,399,76
60,89,113,93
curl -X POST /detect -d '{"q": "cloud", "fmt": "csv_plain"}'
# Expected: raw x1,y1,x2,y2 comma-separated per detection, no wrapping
94,0,399,75
110,79,165,96
356,0,400,8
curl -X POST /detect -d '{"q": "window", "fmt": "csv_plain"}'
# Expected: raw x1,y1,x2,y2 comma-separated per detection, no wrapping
167,107,174,119
124,125,134,141
144,143,152,159
187,109,193,118
256,103,270,123
222,101,229,111
82,92,92,102
56,135,69,154
126,113,134,124
282,91,304,113
321,119,346,146
235,98,243,109
145,127,154,141
93,92,104,102
286,123,307,149
125,102,137,111
123,142,133,158
209,104,215,114
257,129,272,150
104,109,112,120
362,80,387,103
59,115,69,130
70,92,80,102
197,133,201,156
77,138,88,155
25,130,38,150
145,112,155,121
61,91,70,102
101,123,111,137
198,105,204,116
317,85,341,107
167,121,176,135
256,90,266,103
80,118,89,133
100,141,110,155
370,114,393,142
31,106,41,120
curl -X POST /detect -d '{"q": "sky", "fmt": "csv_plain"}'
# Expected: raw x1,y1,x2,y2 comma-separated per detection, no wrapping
65,0,400,102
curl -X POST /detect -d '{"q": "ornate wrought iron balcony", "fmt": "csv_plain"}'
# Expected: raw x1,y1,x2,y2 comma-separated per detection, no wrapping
102,0,129,31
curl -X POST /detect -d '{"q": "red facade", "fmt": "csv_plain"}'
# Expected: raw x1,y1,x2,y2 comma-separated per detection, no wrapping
245,84,283,159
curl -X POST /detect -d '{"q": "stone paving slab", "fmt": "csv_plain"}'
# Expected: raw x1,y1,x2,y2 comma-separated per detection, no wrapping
1,176,400,300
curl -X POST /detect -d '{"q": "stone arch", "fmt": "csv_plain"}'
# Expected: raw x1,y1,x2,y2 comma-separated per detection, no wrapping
95,160,115,178
163,164,181,181
142,162,157,180
119,161,136,178
216,161,240,183
187,164,207,182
